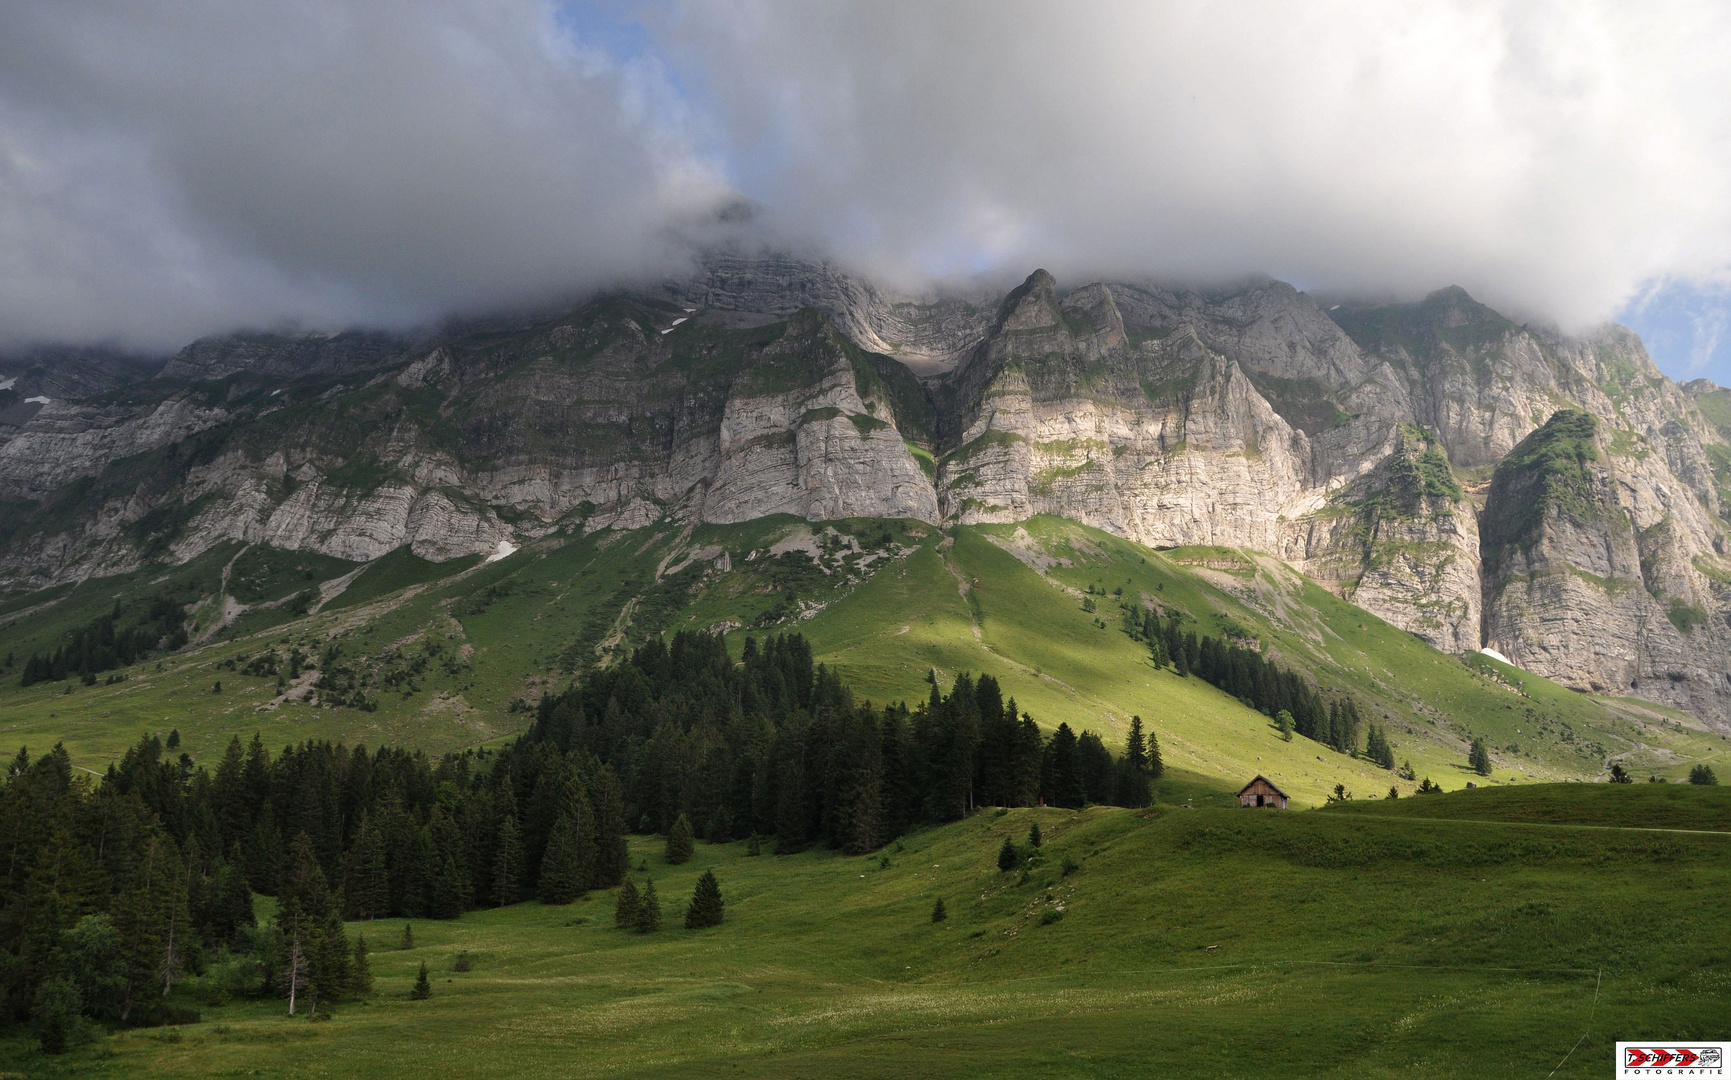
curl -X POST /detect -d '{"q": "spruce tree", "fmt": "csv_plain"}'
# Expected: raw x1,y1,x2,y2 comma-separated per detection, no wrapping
537,806,586,905
590,766,630,887
635,879,662,932
666,813,695,865
244,810,284,895
212,845,257,944
275,832,348,1012
930,897,947,923
491,814,524,907
705,807,733,845
1468,738,1491,776
430,847,468,920
1124,716,1149,773
411,961,431,1000
1146,727,1164,779
684,870,724,928
343,816,389,920
1044,723,1085,809
615,878,641,928
428,808,472,919
401,923,414,950
349,935,373,995
1027,822,1042,848
1366,724,1396,770
1690,763,1719,785
997,835,1019,872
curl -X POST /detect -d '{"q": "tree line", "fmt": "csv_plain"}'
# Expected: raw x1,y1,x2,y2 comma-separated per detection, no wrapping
1135,609,1385,759
18,597,189,687
527,631,1161,854
1,630,1155,1044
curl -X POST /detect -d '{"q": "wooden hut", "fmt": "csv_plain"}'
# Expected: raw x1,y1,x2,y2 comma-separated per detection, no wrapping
1237,775,1288,809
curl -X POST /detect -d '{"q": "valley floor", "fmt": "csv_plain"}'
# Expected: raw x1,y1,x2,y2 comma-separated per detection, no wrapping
7,785,1727,1079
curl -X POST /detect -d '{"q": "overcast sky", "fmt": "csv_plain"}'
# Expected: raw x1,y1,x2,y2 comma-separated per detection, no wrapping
1,1,1728,379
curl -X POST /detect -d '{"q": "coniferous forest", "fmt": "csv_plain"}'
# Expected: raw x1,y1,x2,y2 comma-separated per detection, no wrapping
0,631,1163,1040
1136,611,1368,755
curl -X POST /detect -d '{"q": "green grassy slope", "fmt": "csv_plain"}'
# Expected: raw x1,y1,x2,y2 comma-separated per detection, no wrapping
1324,781,1731,831
8,789,1727,1078
1,516,1725,804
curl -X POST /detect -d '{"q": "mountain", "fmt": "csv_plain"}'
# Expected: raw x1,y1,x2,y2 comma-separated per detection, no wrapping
3,256,1731,735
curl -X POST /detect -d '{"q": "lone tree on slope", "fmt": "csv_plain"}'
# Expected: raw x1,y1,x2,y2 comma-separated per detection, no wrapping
1468,738,1491,777
685,870,724,929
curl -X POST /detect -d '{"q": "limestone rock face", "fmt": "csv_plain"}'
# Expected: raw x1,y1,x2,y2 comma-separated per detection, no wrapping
0,395,230,500
701,312,939,524
937,289,1319,552
1283,428,1483,654
0,299,944,593
1479,411,1731,721
6,259,1731,728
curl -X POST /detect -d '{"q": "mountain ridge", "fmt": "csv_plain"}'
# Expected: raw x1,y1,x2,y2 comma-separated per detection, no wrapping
4,256,1731,728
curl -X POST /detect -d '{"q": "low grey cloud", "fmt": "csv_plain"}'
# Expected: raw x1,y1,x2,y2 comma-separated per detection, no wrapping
0,1,729,349
1,1,1729,350
659,0,1731,330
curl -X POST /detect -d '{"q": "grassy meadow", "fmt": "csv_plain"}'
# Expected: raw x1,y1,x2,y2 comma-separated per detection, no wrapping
3,783,1726,1078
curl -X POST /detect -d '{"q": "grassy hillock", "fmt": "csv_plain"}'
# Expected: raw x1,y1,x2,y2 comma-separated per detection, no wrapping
1,516,1726,802
7,789,1726,1078
1323,781,1731,832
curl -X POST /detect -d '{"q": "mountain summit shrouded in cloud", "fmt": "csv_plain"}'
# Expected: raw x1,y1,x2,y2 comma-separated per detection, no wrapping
1,0,1729,365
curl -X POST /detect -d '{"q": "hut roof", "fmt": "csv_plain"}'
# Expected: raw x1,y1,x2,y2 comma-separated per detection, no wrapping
1236,775,1289,799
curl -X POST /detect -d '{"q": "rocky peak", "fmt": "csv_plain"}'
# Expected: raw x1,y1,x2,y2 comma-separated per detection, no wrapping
997,269,1062,332
1058,283,1129,351
159,329,416,382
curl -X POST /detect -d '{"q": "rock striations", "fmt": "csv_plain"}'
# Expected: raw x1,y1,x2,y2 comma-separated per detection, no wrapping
4,259,1731,727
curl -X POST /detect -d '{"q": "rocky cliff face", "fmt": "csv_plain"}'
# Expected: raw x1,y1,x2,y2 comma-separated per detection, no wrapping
5,259,1731,726
1286,426,1483,655
1479,410,1731,722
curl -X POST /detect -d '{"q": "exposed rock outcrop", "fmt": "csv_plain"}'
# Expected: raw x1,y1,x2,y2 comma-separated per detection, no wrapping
1480,411,1731,721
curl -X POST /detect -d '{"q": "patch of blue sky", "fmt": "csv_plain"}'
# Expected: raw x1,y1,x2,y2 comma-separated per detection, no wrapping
549,1,735,175
1618,279,1731,386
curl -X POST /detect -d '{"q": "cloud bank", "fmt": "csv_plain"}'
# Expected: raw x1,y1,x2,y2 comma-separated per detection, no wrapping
1,0,1729,353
